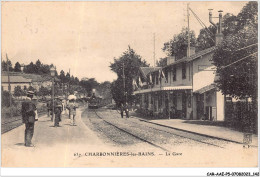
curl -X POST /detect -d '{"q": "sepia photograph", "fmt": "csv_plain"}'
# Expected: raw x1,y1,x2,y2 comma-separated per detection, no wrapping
1,0,259,173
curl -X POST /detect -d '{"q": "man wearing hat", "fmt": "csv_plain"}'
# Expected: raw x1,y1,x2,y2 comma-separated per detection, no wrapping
54,97,63,127
67,98,78,126
21,90,37,147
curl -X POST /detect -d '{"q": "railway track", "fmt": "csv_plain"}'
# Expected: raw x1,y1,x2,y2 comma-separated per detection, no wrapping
110,109,228,148
107,109,247,148
87,108,228,152
1,112,46,134
92,109,169,151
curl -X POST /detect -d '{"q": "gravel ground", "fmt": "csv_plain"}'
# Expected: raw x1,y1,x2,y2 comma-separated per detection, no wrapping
81,108,240,151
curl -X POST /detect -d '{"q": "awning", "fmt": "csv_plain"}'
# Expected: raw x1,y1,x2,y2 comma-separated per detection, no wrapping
193,84,215,94
161,86,192,91
133,85,192,95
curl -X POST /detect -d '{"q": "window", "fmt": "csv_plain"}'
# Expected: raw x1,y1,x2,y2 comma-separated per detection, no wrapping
182,63,186,79
165,70,168,83
152,74,155,84
155,73,158,85
172,67,176,81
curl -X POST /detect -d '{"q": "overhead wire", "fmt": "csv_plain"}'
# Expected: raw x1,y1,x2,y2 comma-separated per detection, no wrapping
220,52,257,70
188,7,215,42
235,43,258,52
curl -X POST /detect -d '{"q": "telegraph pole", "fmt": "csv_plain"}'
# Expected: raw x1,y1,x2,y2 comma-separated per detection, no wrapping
68,68,70,94
187,3,193,119
187,3,190,57
122,61,126,103
6,54,12,106
153,33,156,67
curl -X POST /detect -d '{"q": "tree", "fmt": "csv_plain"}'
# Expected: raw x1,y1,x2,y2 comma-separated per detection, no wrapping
97,81,112,104
236,1,258,31
59,70,66,83
70,75,75,85
213,26,257,99
14,86,24,98
196,25,216,51
35,59,42,74
196,13,237,52
156,57,167,67
212,2,258,133
213,1,258,99
1,60,13,72
14,62,22,72
1,60,7,71
28,86,35,92
40,64,50,74
24,62,37,73
38,86,50,97
111,79,124,106
79,78,99,96
74,77,80,85
110,46,149,105
65,72,70,83
162,27,196,59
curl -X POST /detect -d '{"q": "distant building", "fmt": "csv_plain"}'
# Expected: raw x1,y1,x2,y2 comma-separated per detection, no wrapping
1,75,32,93
1,72,58,92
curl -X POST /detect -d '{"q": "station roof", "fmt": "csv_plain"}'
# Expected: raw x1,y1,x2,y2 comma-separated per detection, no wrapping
164,46,216,69
1,75,32,83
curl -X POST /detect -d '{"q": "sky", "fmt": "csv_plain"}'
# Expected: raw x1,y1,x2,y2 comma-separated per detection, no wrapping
2,1,247,82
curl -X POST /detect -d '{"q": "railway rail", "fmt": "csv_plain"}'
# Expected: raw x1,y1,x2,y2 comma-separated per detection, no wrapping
92,109,169,151
1,112,46,134
89,108,229,152
107,109,249,147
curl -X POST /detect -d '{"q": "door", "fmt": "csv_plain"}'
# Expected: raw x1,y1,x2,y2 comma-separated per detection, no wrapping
182,92,187,118
197,94,204,120
165,93,169,117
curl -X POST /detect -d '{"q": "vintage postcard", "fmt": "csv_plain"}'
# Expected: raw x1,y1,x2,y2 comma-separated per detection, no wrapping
1,1,259,171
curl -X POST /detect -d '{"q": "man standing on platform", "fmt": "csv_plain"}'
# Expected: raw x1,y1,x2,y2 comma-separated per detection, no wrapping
67,98,78,126
21,91,37,147
54,98,62,127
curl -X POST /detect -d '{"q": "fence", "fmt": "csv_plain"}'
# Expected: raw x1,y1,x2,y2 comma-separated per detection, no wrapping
225,99,257,133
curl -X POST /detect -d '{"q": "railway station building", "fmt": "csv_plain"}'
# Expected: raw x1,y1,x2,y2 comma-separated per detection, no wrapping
133,46,225,121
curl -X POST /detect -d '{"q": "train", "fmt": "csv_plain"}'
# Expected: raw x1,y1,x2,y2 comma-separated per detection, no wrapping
88,95,102,109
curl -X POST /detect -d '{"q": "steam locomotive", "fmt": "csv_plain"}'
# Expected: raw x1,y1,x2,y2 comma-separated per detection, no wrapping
88,94,102,109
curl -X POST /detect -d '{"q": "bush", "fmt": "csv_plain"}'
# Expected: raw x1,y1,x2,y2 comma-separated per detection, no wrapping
1,104,21,118
1,90,14,107
1,101,48,118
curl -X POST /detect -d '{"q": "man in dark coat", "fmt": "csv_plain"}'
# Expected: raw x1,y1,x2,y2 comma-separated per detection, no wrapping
54,98,62,127
120,102,129,118
21,91,37,147
47,100,51,117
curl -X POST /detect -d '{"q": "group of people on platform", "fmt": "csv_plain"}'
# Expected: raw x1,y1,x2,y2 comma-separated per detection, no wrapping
21,90,78,147
47,96,78,127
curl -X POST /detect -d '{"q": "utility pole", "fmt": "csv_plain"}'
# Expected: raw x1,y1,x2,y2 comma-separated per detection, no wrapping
153,33,156,116
187,3,193,119
6,54,12,106
187,3,190,58
153,33,156,67
122,61,126,103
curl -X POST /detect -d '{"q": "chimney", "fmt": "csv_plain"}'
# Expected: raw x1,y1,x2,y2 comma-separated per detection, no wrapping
209,9,224,46
187,47,195,57
215,10,224,45
167,56,175,65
